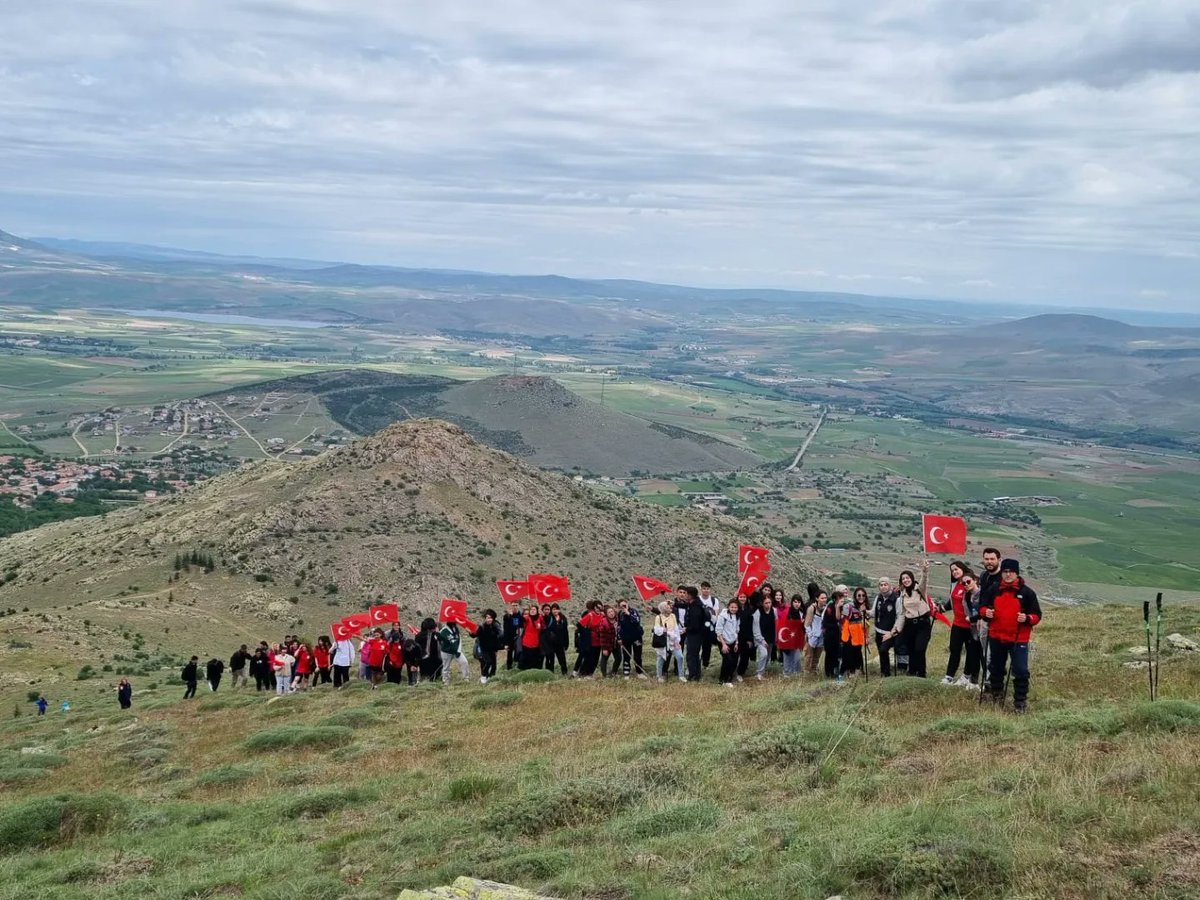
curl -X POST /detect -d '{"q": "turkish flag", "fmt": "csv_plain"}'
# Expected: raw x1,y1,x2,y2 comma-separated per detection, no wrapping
407,625,420,635
439,598,469,625
331,621,353,641
922,514,968,555
632,574,672,602
738,544,770,574
528,573,571,603
370,603,399,625
737,561,770,597
341,612,372,633
776,616,804,651
496,579,531,603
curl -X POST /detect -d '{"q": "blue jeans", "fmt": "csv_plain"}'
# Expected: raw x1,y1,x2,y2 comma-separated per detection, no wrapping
656,647,684,678
986,639,1030,703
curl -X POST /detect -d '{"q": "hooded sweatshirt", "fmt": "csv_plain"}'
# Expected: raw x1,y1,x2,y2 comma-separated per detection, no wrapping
980,578,1041,643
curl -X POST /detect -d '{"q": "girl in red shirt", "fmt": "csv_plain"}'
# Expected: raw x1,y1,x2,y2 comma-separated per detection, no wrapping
313,637,332,686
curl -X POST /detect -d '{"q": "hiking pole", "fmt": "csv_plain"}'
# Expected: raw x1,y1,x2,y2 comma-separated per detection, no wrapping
1143,600,1155,702
1155,592,1163,701
977,628,989,707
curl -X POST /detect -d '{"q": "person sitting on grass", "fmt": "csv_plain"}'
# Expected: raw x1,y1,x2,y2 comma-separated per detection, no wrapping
979,558,1042,714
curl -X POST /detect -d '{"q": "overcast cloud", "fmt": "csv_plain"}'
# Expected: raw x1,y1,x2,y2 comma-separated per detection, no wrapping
2,0,1198,310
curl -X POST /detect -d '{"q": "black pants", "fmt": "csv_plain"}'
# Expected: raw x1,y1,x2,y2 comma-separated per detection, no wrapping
581,648,601,677
875,634,894,677
207,674,221,692
386,664,404,684
905,617,932,678
254,672,271,691
505,644,518,670
946,625,981,681
184,680,197,699
986,638,1031,703
701,631,714,667
685,633,704,681
316,667,332,685
620,641,645,676
598,650,615,678
544,647,567,675
841,644,863,674
518,649,544,670
719,645,740,684
480,651,497,678
736,638,754,676
823,634,841,678
332,665,349,687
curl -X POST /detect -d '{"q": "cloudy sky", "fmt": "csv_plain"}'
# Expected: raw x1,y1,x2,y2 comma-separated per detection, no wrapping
2,1,1198,311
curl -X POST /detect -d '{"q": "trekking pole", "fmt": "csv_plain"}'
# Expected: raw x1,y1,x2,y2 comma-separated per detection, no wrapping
1154,592,1163,701
1143,600,1155,702
977,629,989,707
862,634,870,684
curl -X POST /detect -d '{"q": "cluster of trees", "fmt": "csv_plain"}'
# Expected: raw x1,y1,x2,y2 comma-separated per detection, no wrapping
172,550,216,573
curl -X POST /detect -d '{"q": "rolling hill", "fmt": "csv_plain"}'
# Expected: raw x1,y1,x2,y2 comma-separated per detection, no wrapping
227,371,763,475
0,418,814,694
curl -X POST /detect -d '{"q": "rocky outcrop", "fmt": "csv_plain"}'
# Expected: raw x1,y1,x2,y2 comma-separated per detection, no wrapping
397,876,559,900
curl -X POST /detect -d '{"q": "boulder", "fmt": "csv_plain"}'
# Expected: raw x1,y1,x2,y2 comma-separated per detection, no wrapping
398,877,560,900
1167,633,1199,652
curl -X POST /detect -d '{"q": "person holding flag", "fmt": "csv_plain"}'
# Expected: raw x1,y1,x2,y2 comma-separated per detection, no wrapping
891,569,933,678
331,631,354,688
778,594,806,677
519,603,545,670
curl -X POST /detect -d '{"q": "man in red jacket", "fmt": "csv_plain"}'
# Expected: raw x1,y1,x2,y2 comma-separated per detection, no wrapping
979,558,1041,713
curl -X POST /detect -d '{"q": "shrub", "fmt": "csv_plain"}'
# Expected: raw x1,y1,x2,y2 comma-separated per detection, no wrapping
447,774,504,802
1119,700,1200,733
320,708,379,729
1026,708,1120,737
489,775,643,836
748,690,811,713
924,716,1017,739
614,799,722,839
877,677,940,701
737,721,866,766
507,669,556,685
471,690,523,710
279,786,374,819
195,764,259,788
0,767,46,785
0,793,127,852
485,848,574,883
243,726,353,753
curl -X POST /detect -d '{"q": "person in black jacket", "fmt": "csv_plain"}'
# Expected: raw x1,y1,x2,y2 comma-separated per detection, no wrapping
229,644,251,689
617,598,647,678
542,604,570,675
116,678,133,710
681,586,709,682
249,647,271,691
822,592,842,678
978,548,1002,610
475,609,503,684
502,604,523,670
181,656,199,699
736,590,758,678
205,657,224,692
872,577,899,677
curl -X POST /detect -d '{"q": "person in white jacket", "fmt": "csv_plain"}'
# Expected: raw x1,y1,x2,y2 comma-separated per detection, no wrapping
331,637,355,688
652,600,686,683
715,599,742,687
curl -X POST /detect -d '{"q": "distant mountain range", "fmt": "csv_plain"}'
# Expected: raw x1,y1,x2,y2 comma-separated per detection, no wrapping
10,228,1196,329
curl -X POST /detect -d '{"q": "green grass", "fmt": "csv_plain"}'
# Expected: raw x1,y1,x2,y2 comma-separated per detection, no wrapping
2,601,1193,898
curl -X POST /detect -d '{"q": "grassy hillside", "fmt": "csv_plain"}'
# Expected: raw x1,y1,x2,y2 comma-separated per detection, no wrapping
0,419,812,698
0,603,1198,899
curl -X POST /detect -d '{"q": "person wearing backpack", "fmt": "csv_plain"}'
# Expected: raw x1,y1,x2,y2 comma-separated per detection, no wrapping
181,656,199,699
617,598,647,679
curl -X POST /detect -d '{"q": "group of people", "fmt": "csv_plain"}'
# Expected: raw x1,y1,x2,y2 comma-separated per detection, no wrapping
179,548,1042,711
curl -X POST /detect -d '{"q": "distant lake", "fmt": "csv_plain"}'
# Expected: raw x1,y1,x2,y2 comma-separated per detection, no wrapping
114,309,338,329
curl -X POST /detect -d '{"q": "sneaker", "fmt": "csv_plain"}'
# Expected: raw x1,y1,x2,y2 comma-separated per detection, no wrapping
953,675,970,687
1013,701,1028,715
755,674,764,681
736,676,744,683
479,676,488,685
941,675,955,685
678,676,687,684
964,681,981,692
723,682,734,688
637,673,648,680
656,676,665,683
623,675,630,681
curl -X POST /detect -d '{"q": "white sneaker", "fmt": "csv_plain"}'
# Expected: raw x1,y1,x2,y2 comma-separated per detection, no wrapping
637,673,647,680
954,675,970,687
480,676,488,685
755,674,764,681
656,676,665,683
964,681,982,692
678,676,687,684
941,675,955,685
723,682,734,688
